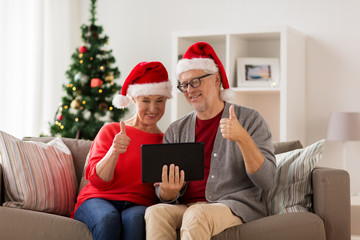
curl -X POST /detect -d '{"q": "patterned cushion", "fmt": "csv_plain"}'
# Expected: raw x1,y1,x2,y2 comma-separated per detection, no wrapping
0,131,78,216
265,139,326,215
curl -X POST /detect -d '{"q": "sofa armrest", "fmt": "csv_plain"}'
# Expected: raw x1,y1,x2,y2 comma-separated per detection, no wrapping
0,162,3,204
312,167,350,240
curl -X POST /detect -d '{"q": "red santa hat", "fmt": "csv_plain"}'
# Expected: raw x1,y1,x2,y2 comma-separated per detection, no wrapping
176,42,234,101
112,61,172,108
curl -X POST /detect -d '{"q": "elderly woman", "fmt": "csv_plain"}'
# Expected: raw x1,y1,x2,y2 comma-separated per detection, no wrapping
72,61,172,240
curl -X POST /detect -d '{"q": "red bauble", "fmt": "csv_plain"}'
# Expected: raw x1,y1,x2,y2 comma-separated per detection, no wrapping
79,46,88,53
58,115,63,120
90,78,104,88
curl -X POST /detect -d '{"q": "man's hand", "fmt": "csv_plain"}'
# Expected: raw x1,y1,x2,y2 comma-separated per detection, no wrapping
220,105,243,142
112,121,131,154
155,164,185,201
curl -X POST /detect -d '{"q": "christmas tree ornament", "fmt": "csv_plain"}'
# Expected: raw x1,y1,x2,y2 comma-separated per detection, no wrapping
69,107,80,115
71,98,81,109
99,111,111,122
57,115,63,121
74,72,89,85
83,110,91,120
79,46,88,53
105,73,114,82
98,102,108,111
91,78,103,88
112,61,172,109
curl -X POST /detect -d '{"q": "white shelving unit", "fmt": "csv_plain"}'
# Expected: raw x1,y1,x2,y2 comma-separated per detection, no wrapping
171,26,306,142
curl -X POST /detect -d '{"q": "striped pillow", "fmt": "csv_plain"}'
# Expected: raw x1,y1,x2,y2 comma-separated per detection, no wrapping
0,131,77,216
266,139,326,215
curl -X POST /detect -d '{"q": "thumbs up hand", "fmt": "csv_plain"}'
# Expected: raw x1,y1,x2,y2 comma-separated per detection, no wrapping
112,121,131,154
220,105,243,142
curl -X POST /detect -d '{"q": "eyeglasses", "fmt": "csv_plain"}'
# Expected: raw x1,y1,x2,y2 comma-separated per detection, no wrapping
177,74,213,93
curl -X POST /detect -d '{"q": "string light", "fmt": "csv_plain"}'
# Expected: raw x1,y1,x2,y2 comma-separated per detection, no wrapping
72,87,76,91
109,106,113,111
80,60,83,64
98,89,103,93
64,105,68,109
82,100,86,104
75,118,79,122
79,53,83,58
60,125,64,129
100,66,104,71
90,57,93,61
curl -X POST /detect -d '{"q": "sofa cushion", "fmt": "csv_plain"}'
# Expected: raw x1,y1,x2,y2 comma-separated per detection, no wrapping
0,206,92,240
212,212,326,240
265,139,326,215
0,131,77,216
22,137,93,184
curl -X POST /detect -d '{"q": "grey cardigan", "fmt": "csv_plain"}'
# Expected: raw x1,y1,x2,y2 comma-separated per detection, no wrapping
162,102,276,223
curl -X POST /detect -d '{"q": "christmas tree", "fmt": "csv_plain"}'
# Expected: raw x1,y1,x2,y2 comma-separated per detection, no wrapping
49,0,127,140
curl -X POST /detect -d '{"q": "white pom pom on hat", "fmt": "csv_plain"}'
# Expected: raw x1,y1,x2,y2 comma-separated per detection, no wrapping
112,61,172,109
176,42,234,101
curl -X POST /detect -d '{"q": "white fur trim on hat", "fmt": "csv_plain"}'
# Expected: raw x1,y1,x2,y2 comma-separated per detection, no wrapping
176,58,218,79
127,81,172,99
220,88,235,101
112,94,130,109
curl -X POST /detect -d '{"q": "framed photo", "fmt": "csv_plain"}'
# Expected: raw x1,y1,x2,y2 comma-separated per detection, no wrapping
237,58,280,87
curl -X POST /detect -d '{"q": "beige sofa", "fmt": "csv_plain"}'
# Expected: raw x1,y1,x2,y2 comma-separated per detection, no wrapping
0,137,350,240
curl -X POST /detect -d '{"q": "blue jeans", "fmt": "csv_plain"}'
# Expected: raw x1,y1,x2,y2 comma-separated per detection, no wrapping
74,198,147,240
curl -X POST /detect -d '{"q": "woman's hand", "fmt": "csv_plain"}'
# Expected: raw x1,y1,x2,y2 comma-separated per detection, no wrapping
111,121,131,155
155,164,186,201
95,121,131,182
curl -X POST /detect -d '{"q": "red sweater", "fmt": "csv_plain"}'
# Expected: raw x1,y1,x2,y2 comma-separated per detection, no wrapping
72,122,163,217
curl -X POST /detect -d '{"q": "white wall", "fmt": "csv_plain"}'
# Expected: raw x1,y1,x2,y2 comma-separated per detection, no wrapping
80,0,360,193
0,0,82,139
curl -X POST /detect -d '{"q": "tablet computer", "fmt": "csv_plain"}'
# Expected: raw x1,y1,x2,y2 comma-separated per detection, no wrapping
141,142,204,183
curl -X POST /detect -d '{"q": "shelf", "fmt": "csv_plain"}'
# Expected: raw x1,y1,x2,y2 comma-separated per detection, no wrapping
232,87,280,94
352,196,360,206
171,26,306,142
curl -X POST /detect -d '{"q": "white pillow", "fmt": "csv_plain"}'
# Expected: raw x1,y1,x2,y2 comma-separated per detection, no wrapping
0,131,78,216
265,139,326,215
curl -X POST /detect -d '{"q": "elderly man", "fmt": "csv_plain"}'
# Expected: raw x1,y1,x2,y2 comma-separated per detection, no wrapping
145,42,276,240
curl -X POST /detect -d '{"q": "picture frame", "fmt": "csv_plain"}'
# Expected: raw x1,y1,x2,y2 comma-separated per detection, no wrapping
237,58,280,88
